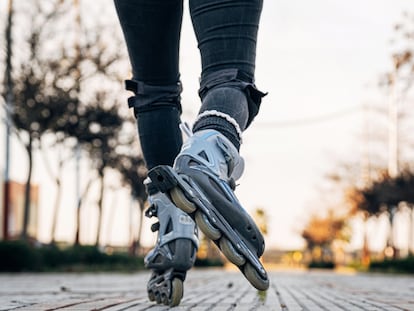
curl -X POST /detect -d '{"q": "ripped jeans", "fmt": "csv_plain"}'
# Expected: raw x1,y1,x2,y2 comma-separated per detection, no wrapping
114,0,264,168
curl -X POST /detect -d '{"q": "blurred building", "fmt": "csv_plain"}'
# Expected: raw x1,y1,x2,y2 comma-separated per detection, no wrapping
1,180,39,240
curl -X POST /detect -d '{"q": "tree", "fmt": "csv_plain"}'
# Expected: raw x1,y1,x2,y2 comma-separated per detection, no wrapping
348,169,414,258
114,153,147,255
1,0,14,240
253,207,268,236
301,210,348,263
73,99,126,246
6,0,131,246
8,0,79,240
383,12,414,173
344,183,384,265
391,170,414,255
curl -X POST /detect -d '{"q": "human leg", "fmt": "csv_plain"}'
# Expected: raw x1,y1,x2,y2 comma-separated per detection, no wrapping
190,0,266,149
114,0,198,306
114,0,184,169
147,0,269,291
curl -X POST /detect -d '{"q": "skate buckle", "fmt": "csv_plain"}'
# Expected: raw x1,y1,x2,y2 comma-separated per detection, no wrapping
145,204,157,218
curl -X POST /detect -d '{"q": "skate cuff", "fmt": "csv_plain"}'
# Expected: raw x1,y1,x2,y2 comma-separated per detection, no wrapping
194,110,243,143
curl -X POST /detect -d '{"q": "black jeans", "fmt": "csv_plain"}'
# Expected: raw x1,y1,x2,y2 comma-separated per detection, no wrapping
114,0,263,84
114,0,263,169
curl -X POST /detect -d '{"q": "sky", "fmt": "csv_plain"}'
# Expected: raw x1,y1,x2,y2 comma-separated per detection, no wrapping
181,0,414,250
1,0,414,251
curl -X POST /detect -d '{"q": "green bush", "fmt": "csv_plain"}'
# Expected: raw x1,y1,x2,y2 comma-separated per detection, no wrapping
370,256,414,273
308,261,335,269
63,245,106,265
0,241,229,272
0,241,144,272
38,244,62,268
194,257,224,267
0,241,41,272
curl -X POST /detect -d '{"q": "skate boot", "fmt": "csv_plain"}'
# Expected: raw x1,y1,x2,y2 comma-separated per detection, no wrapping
144,192,199,306
147,129,269,291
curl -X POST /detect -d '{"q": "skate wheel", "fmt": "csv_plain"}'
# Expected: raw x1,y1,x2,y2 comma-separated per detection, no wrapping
161,292,169,305
244,262,270,291
169,278,183,307
170,187,196,213
147,289,155,302
195,210,221,240
155,292,162,304
219,238,246,266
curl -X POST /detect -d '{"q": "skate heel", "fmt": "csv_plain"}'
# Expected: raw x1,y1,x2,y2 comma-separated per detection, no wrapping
144,193,198,306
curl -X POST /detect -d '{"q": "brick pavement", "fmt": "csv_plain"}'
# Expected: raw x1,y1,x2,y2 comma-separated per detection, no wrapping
0,269,413,310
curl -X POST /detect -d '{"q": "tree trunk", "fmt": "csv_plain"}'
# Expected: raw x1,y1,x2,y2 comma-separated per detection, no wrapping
3,0,14,241
74,177,93,245
135,198,145,256
39,142,66,245
21,137,33,240
128,196,135,255
74,198,81,246
105,189,118,246
361,216,370,267
95,171,104,247
386,206,398,259
50,179,62,244
409,206,413,256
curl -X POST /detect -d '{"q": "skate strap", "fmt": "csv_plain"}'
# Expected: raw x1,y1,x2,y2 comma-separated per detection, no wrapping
150,222,160,232
124,80,183,113
145,204,157,218
216,136,245,181
125,79,183,95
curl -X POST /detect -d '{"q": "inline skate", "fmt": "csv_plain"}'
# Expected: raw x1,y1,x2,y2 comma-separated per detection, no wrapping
147,129,269,291
144,192,199,306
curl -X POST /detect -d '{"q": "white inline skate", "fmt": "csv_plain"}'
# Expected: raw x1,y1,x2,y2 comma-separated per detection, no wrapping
144,192,199,306
147,129,269,291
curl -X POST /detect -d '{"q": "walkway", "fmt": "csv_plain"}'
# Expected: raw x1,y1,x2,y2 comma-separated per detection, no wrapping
1,269,413,310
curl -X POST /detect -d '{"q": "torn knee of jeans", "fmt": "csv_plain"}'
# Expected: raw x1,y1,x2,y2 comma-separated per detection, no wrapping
198,69,267,128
